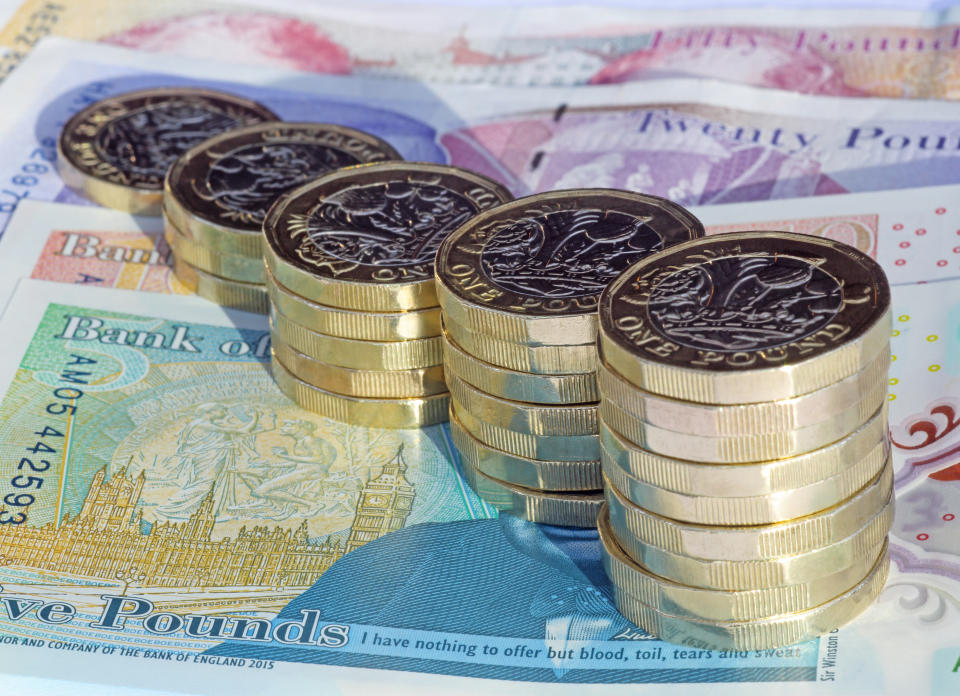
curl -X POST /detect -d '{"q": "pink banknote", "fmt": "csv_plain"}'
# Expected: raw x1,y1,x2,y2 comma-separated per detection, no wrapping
2,0,958,98
30,229,187,294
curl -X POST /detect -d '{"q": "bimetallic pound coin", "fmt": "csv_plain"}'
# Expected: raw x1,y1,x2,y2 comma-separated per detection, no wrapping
599,378,886,462
604,462,892,562
267,267,441,341
610,535,890,650
273,338,447,398
454,398,600,462
450,405,601,491
263,162,512,311
271,351,449,428
171,255,268,314
460,460,603,528
599,507,885,622
444,315,597,375
58,87,277,215
608,496,892,591
447,372,598,437
165,123,401,259
164,212,265,283
599,406,888,500
597,345,890,437
271,308,443,371
436,189,703,346
598,231,891,404
442,327,599,404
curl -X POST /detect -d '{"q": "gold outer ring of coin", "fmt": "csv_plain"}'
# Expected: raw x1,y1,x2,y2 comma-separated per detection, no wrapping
263,162,513,312
267,268,441,341
435,189,704,346
449,405,601,491
271,351,449,428
273,337,447,398
163,122,402,259
442,326,599,404
608,494,893,590
444,315,597,375
163,212,265,283
447,372,597,437
171,255,268,314
601,434,888,525
599,405,888,498
605,462,891,562
271,308,443,371
599,506,886,622
460,459,603,528
597,345,890,437
599,375,886,463
598,232,892,405
57,88,278,215
454,398,600,462
610,536,889,650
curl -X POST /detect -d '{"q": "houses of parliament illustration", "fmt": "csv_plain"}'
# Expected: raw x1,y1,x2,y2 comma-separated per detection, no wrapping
0,444,415,589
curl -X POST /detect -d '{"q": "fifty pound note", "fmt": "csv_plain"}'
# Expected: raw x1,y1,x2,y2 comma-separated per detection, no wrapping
1,0,960,99
4,40,960,233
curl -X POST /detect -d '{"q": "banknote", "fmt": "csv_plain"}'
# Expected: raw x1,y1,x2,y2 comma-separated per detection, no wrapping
1,0,960,97
0,201,178,313
3,38,960,235
0,276,956,695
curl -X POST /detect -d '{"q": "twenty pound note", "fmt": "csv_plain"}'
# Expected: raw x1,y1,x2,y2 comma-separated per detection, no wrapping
1,39,960,234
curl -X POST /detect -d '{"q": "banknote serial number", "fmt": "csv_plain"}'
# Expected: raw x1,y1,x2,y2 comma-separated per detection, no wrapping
0,3,66,79
1,354,93,524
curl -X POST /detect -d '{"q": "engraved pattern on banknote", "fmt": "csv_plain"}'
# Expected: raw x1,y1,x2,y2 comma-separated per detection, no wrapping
647,256,844,352
200,142,363,222
303,181,475,267
95,100,256,180
479,209,662,298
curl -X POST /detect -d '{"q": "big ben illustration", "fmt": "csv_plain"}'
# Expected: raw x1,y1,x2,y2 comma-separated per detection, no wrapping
346,444,415,552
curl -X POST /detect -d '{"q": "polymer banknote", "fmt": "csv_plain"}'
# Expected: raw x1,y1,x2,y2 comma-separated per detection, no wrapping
3,39,960,234
0,268,956,694
0,0,959,97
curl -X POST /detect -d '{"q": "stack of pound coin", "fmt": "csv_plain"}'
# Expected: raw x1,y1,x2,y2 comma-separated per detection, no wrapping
594,231,894,650
163,122,402,313
263,161,513,428
436,189,705,526
58,87,279,215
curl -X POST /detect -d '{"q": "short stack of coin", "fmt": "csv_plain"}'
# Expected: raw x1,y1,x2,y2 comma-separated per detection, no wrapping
163,122,402,313
264,161,513,428
595,231,894,649
58,87,279,215
436,190,705,526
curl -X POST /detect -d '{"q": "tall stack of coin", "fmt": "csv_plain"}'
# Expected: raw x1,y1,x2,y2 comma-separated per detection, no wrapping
163,122,401,313
264,161,513,428
595,231,893,649
436,190,705,527
58,87,279,215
